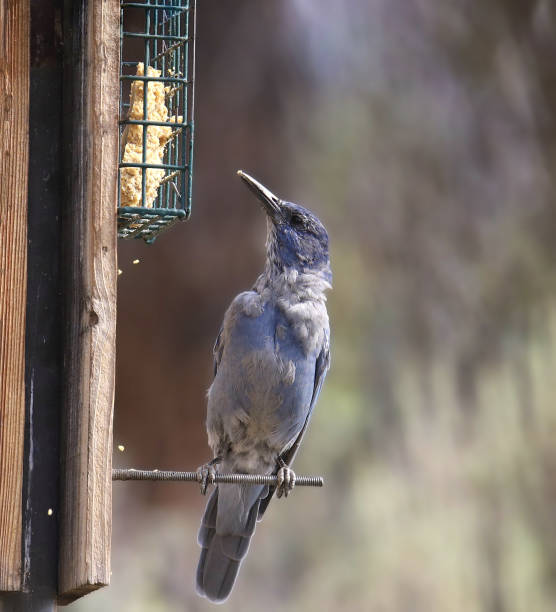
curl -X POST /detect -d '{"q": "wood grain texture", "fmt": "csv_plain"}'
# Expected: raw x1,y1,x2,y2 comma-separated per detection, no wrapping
0,0,30,592
58,0,119,602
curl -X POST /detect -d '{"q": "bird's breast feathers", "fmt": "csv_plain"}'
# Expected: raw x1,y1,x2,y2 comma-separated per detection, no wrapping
225,275,329,356
206,285,328,464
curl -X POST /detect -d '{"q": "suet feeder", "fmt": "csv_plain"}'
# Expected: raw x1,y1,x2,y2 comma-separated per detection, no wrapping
118,0,196,242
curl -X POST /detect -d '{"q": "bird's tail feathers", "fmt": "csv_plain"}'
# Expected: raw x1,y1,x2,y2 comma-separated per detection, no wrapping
196,484,267,603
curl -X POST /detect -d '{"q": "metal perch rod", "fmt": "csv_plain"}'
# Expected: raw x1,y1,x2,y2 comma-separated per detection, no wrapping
112,468,324,487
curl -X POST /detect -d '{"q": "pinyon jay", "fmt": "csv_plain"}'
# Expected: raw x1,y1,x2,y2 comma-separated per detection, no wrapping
196,171,332,603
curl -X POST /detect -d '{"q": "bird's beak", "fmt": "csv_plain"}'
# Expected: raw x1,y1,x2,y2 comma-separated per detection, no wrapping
237,170,283,223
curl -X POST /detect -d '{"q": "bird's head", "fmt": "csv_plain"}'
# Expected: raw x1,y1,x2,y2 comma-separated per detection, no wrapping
238,171,331,282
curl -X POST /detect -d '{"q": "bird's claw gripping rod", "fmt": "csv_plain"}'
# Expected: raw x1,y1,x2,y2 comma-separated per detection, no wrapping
112,468,323,487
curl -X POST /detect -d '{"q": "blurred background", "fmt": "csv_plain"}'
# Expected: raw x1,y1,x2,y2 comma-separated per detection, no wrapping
76,1,556,610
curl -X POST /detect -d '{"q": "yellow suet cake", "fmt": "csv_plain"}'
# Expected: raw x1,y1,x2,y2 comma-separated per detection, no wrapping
120,63,182,208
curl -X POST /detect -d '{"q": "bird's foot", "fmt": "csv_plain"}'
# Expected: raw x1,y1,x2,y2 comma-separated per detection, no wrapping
276,461,296,499
196,457,222,495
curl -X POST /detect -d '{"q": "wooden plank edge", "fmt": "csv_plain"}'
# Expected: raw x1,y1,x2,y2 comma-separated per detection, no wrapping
0,0,30,592
57,0,119,602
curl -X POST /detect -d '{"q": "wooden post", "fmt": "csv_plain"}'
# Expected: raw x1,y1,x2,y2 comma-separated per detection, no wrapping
58,0,119,603
0,0,30,592
0,0,118,607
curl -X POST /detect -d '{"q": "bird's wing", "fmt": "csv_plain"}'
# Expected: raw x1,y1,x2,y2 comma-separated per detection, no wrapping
257,328,330,518
212,327,224,377
282,328,330,465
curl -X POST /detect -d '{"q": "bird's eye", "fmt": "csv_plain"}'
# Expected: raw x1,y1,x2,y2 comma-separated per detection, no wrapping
290,213,304,228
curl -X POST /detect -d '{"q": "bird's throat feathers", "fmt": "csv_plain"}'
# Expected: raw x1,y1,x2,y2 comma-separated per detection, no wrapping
255,263,332,305
263,219,331,286
258,221,331,300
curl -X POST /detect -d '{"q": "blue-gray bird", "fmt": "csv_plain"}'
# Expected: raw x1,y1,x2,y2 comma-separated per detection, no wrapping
196,171,332,603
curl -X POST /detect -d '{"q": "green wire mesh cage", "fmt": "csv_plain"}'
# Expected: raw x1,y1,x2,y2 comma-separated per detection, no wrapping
118,1,196,242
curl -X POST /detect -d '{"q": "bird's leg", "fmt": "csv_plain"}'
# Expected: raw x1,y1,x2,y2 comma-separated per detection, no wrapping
276,456,296,499
196,456,222,495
